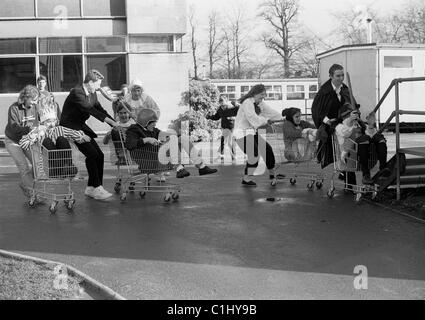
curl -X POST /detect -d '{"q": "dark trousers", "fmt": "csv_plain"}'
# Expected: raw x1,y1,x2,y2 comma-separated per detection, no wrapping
75,138,104,188
220,136,225,154
236,134,275,175
357,133,387,175
42,137,73,177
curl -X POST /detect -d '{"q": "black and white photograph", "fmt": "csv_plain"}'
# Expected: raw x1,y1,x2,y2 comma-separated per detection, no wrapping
0,0,424,308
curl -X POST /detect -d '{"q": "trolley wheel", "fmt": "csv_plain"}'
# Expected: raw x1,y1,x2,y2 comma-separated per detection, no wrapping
270,179,277,187
355,193,362,203
307,182,314,191
290,178,297,186
49,202,58,214
371,191,378,200
327,188,335,199
120,193,127,202
28,197,36,208
172,191,180,201
114,183,122,194
139,191,146,199
66,200,75,211
164,193,172,203
316,181,323,190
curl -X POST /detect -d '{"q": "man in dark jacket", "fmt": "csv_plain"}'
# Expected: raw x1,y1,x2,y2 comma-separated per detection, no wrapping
312,64,358,169
60,69,118,200
207,96,239,161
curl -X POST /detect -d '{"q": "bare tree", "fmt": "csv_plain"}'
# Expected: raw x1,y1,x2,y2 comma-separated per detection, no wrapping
207,10,224,78
401,0,425,43
189,6,199,79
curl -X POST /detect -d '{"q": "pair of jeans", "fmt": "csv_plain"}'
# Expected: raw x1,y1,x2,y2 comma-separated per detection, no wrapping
236,134,275,176
75,139,104,188
5,136,34,191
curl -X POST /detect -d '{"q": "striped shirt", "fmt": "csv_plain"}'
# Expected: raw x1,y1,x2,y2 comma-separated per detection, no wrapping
19,125,85,150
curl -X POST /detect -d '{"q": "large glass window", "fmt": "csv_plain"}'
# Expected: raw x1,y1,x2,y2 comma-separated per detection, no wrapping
0,58,36,93
0,0,35,18
0,38,36,55
83,0,126,16
384,56,413,68
287,85,305,100
86,55,126,90
37,0,81,17
39,37,82,54
86,37,126,53
129,36,174,53
39,55,83,92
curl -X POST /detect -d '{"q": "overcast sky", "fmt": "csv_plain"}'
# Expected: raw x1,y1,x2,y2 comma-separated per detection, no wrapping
189,0,404,39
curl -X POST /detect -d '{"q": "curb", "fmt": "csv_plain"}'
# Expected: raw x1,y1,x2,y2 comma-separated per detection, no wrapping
0,249,126,300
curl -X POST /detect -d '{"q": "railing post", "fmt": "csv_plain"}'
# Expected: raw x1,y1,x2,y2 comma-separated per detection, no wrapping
395,81,401,201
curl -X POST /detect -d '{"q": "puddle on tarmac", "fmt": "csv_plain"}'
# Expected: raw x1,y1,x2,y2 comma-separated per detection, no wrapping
256,197,315,206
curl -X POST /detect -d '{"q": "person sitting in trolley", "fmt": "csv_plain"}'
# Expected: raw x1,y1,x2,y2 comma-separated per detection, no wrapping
281,107,317,162
103,102,136,165
335,103,387,185
125,109,218,180
19,95,90,178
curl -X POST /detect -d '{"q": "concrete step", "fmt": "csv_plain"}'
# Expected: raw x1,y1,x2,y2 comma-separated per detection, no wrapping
399,147,425,157
406,157,425,166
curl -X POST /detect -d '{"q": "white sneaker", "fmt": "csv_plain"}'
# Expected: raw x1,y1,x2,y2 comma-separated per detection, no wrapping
92,186,113,200
85,186,95,198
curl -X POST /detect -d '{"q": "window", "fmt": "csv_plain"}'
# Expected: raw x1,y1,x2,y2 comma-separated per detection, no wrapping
37,0,81,17
83,0,126,16
217,86,226,93
309,84,318,100
0,0,35,18
265,85,282,100
384,56,413,68
241,86,251,95
86,55,126,90
86,37,126,53
287,85,305,100
39,37,82,54
227,86,236,92
129,36,174,53
0,38,36,55
39,55,83,92
0,58,36,93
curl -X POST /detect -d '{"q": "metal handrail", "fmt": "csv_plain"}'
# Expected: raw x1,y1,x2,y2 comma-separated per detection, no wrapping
373,77,425,200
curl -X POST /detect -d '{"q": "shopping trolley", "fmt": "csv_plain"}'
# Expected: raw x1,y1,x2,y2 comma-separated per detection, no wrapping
268,121,325,189
109,129,181,203
29,142,79,213
327,134,378,202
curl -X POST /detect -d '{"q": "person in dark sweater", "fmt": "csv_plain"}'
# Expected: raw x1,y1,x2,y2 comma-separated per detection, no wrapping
282,108,317,161
125,109,217,178
207,96,239,161
60,69,119,200
4,85,40,196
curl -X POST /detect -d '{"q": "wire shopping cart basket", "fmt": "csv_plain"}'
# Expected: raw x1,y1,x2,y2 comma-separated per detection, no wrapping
109,129,181,203
29,142,79,213
328,134,379,202
267,121,325,190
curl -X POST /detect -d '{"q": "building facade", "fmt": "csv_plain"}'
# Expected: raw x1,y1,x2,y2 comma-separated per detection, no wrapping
0,0,189,133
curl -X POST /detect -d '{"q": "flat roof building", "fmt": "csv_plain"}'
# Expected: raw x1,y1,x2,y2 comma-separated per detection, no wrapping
0,0,189,132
